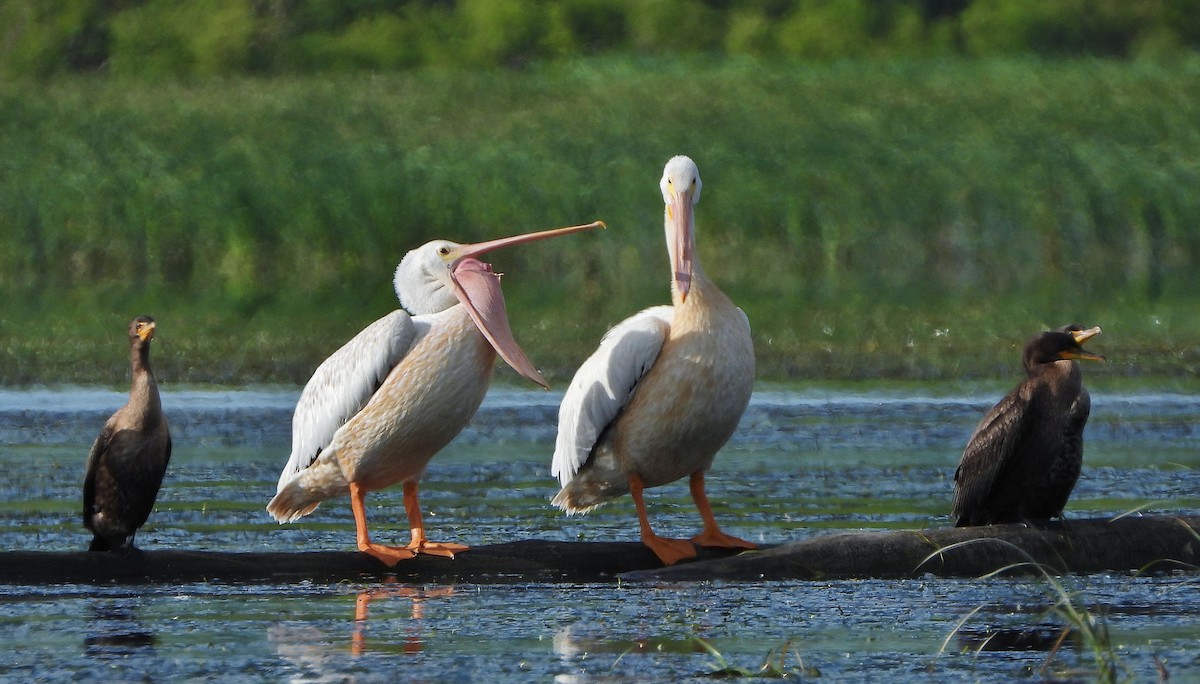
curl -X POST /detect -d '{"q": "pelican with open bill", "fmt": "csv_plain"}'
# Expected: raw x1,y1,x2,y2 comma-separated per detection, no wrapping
268,220,604,566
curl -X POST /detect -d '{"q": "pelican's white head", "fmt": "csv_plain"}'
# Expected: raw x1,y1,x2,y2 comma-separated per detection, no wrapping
660,155,701,301
660,155,702,205
391,221,604,388
394,241,462,315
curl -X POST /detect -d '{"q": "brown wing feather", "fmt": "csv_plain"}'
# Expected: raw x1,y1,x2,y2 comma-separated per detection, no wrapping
83,416,171,549
952,387,1031,526
82,422,116,529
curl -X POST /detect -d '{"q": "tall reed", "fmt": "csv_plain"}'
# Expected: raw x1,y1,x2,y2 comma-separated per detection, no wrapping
1,57,1197,384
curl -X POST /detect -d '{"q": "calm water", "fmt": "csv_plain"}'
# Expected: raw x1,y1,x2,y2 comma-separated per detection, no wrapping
1,385,1198,682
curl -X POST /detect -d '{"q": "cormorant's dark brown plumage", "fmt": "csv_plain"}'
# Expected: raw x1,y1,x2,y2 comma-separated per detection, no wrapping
952,325,1105,527
83,316,172,553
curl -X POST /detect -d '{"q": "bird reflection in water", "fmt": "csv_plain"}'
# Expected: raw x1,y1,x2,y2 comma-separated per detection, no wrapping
270,582,455,681
351,580,455,656
956,625,1067,653
84,599,156,658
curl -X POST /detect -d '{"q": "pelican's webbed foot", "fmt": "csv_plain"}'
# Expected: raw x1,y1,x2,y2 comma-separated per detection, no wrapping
691,529,756,551
642,534,697,566
408,539,469,559
359,543,417,568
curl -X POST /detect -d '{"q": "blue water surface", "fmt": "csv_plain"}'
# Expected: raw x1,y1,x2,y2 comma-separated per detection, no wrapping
1,385,1197,682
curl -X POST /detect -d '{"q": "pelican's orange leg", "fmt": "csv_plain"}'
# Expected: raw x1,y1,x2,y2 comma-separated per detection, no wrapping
688,472,756,550
403,480,469,558
350,482,415,567
629,473,696,566
352,590,371,656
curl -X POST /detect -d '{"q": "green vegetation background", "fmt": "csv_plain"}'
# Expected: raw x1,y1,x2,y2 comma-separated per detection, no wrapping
1,1,1198,388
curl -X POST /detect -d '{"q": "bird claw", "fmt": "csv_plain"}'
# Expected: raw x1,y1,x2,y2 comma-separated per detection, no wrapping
691,531,756,550
643,536,697,566
407,541,470,559
360,543,417,568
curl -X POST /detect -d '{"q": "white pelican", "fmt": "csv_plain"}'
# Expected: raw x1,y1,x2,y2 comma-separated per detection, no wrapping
268,220,603,567
83,316,172,554
551,156,756,566
952,325,1104,526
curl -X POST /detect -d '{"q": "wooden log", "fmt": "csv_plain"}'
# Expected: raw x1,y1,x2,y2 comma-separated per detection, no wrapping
0,541,741,585
1,516,1195,585
622,514,1200,582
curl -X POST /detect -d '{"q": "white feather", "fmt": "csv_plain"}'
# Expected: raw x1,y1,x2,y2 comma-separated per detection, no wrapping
551,306,674,488
275,310,417,492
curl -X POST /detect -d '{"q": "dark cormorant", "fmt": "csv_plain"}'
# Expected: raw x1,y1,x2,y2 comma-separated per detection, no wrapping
83,316,172,553
952,325,1105,527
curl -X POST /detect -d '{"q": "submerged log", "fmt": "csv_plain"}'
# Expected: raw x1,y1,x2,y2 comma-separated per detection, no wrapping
0,541,733,585
0,515,1196,585
624,514,1200,582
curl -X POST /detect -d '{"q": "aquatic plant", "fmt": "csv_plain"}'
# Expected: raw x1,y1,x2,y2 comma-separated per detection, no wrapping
926,538,1128,682
3,58,1200,385
1136,516,1200,574
692,637,820,679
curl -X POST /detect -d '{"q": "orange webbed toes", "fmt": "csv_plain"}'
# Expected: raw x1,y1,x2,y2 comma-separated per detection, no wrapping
360,544,417,567
643,536,697,566
691,531,756,550
408,541,470,559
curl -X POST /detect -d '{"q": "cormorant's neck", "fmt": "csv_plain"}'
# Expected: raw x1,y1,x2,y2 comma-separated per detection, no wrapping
1030,359,1082,389
130,340,152,374
129,341,162,416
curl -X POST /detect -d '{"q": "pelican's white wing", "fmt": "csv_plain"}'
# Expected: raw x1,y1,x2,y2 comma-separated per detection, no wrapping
552,306,674,487
276,310,417,492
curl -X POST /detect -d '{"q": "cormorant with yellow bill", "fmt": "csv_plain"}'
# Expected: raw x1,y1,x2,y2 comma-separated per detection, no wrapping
952,325,1105,527
83,316,172,553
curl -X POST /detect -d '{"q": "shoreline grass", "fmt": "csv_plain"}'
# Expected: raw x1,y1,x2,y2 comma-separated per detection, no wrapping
1,56,1198,386
929,539,1128,682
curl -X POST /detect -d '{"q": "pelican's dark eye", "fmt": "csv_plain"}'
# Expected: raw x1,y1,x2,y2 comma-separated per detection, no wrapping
438,246,451,256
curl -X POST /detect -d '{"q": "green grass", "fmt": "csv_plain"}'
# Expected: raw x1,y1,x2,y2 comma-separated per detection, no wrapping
1,56,1198,386
931,539,1128,682
692,637,819,679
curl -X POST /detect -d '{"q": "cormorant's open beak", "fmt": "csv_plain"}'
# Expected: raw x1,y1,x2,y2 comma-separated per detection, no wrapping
1064,325,1105,362
1069,326,1102,345
448,221,604,388
1061,349,1106,362
138,321,156,342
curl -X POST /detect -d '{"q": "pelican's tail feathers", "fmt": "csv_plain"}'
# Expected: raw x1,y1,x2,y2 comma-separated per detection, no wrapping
266,495,321,523
266,453,349,523
551,482,619,516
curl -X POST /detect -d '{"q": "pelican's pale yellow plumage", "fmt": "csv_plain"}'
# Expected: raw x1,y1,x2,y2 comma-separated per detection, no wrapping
268,221,602,567
552,156,755,565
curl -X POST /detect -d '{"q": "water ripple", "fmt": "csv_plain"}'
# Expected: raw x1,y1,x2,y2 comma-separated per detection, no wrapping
1,386,1197,449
